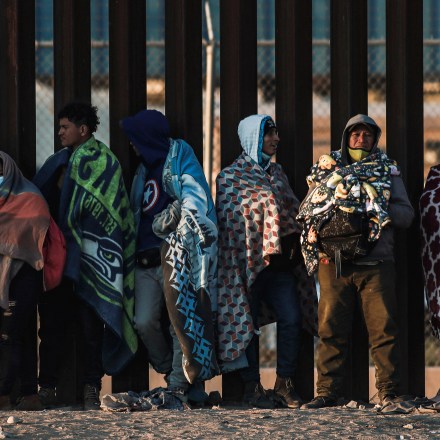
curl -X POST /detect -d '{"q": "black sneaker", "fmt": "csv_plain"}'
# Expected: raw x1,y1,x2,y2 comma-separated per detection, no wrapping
300,396,337,409
273,376,303,409
15,394,44,411
0,395,12,411
38,387,57,408
168,386,189,403
84,384,101,411
242,381,275,409
187,382,209,406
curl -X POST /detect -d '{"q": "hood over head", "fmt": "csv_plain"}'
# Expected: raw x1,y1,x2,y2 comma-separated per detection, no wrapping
0,151,23,191
341,114,382,163
237,114,275,166
121,109,170,167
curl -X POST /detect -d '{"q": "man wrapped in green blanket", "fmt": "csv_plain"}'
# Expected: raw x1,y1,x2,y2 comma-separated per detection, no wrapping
34,102,137,410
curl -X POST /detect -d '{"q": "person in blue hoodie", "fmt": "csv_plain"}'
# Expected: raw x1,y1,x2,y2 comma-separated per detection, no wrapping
216,115,317,409
121,110,219,404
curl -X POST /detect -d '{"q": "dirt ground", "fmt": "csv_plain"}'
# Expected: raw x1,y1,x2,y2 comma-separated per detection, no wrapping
0,406,439,440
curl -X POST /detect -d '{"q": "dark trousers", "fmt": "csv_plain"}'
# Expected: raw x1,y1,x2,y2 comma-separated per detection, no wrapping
0,264,41,397
240,269,302,383
38,279,104,389
316,261,400,400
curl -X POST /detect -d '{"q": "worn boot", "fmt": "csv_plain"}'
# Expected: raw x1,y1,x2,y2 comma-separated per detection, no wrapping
15,394,44,411
242,381,275,409
0,395,12,410
83,384,101,411
300,396,337,409
273,376,303,409
38,387,57,408
187,382,209,406
380,393,398,405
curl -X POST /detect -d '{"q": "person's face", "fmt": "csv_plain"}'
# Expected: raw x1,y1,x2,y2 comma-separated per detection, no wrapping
58,117,89,149
348,125,375,151
262,127,280,156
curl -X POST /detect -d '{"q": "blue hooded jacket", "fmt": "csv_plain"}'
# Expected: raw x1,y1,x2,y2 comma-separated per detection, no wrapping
121,110,173,251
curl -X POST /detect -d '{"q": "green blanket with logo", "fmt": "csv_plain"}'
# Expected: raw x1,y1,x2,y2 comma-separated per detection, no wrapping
59,136,137,374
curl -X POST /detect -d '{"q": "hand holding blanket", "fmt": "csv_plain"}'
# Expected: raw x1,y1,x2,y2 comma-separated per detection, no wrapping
297,150,399,275
45,137,138,375
216,152,318,367
160,139,219,382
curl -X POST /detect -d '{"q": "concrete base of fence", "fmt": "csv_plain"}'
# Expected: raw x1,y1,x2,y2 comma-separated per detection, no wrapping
101,367,440,400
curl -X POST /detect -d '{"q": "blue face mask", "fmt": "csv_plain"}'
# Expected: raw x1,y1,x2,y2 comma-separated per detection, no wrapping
0,176,4,186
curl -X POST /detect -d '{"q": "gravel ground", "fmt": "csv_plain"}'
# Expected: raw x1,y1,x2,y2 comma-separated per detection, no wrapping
0,406,439,439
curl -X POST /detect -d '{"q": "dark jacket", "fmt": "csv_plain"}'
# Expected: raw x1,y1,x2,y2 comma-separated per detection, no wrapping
340,114,414,262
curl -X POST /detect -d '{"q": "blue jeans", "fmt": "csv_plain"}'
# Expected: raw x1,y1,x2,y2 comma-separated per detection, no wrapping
134,265,188,389
240,269,302,383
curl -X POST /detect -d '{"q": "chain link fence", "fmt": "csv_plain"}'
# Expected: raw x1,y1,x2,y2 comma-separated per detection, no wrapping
256,38,440,368
35,6,440,368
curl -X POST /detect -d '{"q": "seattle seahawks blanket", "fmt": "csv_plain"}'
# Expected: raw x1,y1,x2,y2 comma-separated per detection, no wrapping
35,137,138,374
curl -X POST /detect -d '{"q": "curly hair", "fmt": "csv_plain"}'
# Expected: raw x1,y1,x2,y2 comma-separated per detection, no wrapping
58,102,100,134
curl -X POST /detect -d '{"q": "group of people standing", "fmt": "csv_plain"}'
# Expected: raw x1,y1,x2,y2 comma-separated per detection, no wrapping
0,102,437,411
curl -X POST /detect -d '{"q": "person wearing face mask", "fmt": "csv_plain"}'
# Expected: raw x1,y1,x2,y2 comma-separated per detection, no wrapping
298,114,414,409
216,115,317,409
0,152,50,410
